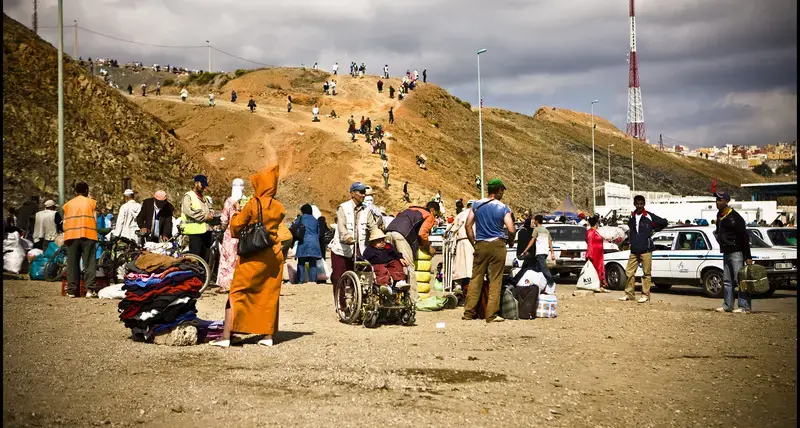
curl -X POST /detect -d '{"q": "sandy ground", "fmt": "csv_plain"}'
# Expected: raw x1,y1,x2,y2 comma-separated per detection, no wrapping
3,275,796,428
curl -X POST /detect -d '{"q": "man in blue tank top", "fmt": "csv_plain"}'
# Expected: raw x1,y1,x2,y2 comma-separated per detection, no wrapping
462,178,516,322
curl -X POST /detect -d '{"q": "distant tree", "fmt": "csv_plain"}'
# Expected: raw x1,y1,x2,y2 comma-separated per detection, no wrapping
775,162,797,175
753,163,774,177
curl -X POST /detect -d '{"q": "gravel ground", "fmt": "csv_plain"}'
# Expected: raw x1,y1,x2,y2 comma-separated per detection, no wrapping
3,277,796,428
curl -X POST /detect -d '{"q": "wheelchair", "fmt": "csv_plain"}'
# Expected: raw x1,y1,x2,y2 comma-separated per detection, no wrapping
334,259,416,328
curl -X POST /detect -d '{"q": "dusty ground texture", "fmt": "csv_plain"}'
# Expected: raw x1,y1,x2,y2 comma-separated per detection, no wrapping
3,277,796,428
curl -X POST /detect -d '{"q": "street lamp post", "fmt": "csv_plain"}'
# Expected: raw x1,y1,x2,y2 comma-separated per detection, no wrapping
591,100,598,214
206,40,211,72
477,48,487,199
57,0,65,205
608,144,614,183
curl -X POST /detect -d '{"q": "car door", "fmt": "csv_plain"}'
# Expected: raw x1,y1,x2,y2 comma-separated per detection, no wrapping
669,230,711,280
649,231,676,279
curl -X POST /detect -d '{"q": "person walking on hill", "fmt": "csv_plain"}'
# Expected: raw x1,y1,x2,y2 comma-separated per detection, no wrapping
287,95,293,113
462,179,515,322
619,195,667,303
209,91,216,107
330,79,337,96
332,62,339,75
141,83,147,96
112,189,141,241
323,81,330,95
365,117,372,134
312,62,318,70
383,64,389,79
413,69,419,82
136,190,174,243
156,81,161,96
389,85,395,99
231,90,237,103
383,166,390,190
359,116,366,134
377,79,384,93
312,104,320,122
127,84,133,95
347,115,357,141
248,97,257,112
403,181,410,202
181,175,214,263
385,201,440,302
389,106,394,124
423,69,427,83
62,182,100,298
180,87,188,102
713,191,754,313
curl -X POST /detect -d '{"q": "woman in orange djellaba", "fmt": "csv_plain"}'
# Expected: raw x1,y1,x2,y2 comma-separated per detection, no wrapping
211,165,287,347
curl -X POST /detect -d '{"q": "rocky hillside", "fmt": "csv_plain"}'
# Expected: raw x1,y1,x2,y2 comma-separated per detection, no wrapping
2,14,230,212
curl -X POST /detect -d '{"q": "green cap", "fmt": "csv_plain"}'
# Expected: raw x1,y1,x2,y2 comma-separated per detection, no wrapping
487,178,506,190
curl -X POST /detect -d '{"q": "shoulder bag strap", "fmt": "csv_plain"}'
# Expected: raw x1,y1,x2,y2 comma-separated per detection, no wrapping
255,198,263,224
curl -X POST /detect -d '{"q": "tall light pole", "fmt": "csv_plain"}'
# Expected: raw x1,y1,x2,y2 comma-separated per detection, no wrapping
608,144,615,183
477,48,487,199
591,100,598,214
57,0,65,205
207,40,212,72
630,134,636,192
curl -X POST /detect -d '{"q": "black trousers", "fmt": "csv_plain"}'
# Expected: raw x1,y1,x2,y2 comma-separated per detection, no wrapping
188,231,212,263
66,238,98,293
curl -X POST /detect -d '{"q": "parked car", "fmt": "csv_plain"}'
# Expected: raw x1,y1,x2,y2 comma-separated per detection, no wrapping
544,224,619,278
747,226,797,248
603,226,797,298
428,225,448,252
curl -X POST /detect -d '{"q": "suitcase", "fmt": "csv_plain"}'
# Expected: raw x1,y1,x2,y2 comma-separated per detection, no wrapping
738,264,770,294
513,286,540,319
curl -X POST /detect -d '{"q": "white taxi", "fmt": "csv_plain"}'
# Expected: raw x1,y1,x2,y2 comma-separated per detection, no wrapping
604,226,797,298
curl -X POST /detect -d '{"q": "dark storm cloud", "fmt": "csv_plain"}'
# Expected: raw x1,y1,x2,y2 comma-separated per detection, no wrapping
3,0,796,147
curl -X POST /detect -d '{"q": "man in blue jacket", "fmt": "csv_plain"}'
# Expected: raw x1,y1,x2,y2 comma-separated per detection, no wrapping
619,195,668,303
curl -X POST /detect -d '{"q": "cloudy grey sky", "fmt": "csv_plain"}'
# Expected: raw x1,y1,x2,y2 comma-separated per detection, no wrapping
5,0,797,148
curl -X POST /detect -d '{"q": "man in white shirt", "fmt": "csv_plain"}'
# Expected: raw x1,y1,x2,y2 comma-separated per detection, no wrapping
113,189,142,241
383,65,389,79
312,104,320,122
332,62,339,75
33,200,59,250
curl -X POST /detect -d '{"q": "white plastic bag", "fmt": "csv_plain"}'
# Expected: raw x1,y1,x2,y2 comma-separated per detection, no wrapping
3,232,27,274
516,270,547,291
576,260,601,291
98,283,127,299
316,258,331,282
598,226,625,242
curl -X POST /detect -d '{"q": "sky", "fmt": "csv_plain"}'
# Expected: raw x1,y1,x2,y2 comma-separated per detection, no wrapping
4,0,797,148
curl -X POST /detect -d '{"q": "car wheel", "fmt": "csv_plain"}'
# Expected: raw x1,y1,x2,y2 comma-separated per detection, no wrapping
654,283,672,291
605,263,627,291
701,269,724,298
559,272,571,279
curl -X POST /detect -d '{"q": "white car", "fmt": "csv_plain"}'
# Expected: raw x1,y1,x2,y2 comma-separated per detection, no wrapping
543,224,619,278
604,226,797,298
428,225,447,252
747,227,797,249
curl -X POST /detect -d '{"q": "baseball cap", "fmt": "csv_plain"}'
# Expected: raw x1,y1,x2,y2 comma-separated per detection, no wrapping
714,191,731,201
350,182,368,193
154,190,167,201
44,200,56,208
487,178,506,190
123,189,135,196
193,174,209,187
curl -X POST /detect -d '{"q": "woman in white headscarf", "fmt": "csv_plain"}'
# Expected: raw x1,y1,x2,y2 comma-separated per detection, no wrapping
357,186,384,256
215,178,246,293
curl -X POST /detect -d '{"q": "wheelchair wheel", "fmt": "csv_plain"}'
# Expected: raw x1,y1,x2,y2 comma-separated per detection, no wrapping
400,308,416,326
335,271,362,324
363,310,379,328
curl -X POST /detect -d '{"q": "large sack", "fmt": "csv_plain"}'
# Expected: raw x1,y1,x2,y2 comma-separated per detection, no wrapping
500,287,519,320
414,259,431,271
576,260,601,291
416,248,432,261
415,271,431,283
598,226,625,242
738,264,770,294
3,232,27,274
416,295,447,311
29,254,47,280
417,282,431,293
516,269,547,291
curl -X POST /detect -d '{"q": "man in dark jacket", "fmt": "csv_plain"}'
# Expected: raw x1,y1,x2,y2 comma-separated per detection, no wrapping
17,196,40,240
385,201,439,301
619,195,667,303
136,190,175,243
713,191,753,313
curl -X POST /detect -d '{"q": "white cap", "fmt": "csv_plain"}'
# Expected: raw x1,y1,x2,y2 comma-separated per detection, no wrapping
123,189,134,196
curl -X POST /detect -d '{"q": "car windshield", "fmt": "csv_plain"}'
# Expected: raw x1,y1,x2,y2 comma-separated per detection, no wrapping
430,227,446,236
767,229,797,247
745,230,772,248
547,226,586,242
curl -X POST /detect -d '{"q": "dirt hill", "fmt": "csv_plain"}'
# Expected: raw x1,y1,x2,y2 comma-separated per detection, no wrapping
2,14,230,212
125,65,763,219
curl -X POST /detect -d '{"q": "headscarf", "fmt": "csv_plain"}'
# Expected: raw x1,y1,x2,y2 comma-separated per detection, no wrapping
231,178,245,201
311,205,322,219
363,195,382,217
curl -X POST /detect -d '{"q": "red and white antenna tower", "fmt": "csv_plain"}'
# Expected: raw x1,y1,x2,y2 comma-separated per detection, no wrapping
626,0,646,142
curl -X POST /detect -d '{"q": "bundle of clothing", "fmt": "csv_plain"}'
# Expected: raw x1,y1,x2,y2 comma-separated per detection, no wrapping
118,252,206,342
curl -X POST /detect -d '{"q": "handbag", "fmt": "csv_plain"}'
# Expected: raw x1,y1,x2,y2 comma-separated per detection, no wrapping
290,220,306,245
237,198,274,257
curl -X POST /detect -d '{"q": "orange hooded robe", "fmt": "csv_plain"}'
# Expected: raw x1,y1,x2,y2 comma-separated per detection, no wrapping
229,165,286,335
